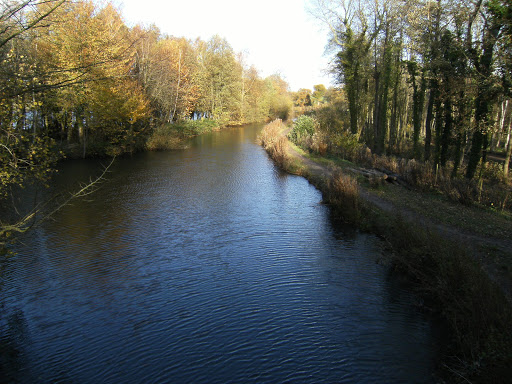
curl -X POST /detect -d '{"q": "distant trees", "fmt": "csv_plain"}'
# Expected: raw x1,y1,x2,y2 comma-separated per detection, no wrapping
0,0,293,243
0,0,292,189
312,0,512,180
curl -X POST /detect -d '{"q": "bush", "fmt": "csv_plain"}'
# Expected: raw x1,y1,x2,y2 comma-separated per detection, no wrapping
177,119,220,136
330,131,367,161
482,161,505,184
146,125,183,150
310,131,328,156
288,115,317,145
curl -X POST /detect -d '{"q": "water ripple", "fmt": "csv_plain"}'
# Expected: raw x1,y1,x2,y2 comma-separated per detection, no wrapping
0,124,438,383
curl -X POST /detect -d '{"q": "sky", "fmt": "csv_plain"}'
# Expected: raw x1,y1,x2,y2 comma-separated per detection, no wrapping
114,0,334,91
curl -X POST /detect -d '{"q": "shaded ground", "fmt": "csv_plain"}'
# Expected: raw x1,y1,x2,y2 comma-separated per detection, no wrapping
281,130,512,303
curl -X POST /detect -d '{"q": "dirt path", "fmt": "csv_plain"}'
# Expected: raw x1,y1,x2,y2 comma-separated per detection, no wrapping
282,131,512,302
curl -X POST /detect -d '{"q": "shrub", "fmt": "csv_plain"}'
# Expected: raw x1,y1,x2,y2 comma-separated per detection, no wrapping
482,161,505,184
310,131,328,156
330,131,368,162
288,115,317,145
177,119,219,136
146,125,183,150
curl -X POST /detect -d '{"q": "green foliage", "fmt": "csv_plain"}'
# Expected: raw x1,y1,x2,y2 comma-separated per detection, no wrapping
312,84,327,105
146,119,220,151
289,115,317,144
269,93,293,120
330,131,365,160
176,119,220,136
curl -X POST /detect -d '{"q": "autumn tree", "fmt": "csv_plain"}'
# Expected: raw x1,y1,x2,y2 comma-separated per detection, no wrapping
312,84,327,105
0,0,68,201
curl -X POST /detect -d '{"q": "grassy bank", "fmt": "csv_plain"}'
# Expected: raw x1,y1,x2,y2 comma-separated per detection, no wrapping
257,119,305,175
259,119,512,383
57,119,222,158
372,211,512,383
146,119,220,150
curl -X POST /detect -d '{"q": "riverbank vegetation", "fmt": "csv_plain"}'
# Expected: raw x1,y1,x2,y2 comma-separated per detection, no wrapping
0,0,293,244
262,113,512,381
257,119,290,169
262,2,512,376
281,3,512,378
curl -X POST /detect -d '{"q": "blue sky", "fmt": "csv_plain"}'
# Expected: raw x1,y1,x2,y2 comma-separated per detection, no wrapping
115,0,333,91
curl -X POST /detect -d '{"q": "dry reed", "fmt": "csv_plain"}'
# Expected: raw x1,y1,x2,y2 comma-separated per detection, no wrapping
258,119,289,168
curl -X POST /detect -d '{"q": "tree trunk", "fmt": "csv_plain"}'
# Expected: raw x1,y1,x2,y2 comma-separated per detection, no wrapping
466,21,502,179
373,69,381,154
433,97,443,169
424,88,435,161
389,74,399,152
171,49,182,122
504,120,512,179
441,97,452,167
452,130,465,177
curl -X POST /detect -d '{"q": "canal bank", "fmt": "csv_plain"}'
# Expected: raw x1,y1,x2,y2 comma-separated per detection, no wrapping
258,120,512,383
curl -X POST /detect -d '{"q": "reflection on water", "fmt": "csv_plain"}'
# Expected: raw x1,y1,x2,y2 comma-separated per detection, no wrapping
1,124,438,383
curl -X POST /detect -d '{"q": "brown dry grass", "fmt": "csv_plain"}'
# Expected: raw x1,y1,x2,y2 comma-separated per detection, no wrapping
381,215,512,383
307,128,512,211
258,119,290,168
325,171,360,223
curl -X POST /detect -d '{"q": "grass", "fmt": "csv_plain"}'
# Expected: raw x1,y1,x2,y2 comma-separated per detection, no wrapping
146,119,220,150
258,119,291,169
374,182,512,239
324,171,361,224
373,212,512,383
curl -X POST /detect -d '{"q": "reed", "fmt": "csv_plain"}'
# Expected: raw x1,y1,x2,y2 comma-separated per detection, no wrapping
258,119,289,168
325,171,360,224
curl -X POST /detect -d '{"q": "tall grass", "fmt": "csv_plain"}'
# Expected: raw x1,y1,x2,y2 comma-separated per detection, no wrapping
325,171,361,224
297,124,512,211
258,119,289,168
378,215,512,382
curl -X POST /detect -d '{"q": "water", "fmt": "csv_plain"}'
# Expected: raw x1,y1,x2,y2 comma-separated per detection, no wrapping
1,124,438,383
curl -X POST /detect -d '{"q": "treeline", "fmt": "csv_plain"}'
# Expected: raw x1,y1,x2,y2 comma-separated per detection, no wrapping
312,0,512,180
0,0,292,199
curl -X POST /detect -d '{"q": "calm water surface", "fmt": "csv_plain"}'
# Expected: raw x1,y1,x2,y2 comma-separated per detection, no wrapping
1,124,438,383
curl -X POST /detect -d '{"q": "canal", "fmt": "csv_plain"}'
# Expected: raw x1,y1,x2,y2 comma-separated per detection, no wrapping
0,123,438,383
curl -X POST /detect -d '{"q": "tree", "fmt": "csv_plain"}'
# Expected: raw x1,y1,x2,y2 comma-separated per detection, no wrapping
466,0,505,179
0,0,68,200
294,88,313,109
194,35,242,123
312,0,511,180
312,84,327,104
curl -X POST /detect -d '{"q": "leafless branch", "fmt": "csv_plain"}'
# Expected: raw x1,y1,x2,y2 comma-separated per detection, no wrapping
0,156,115,247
